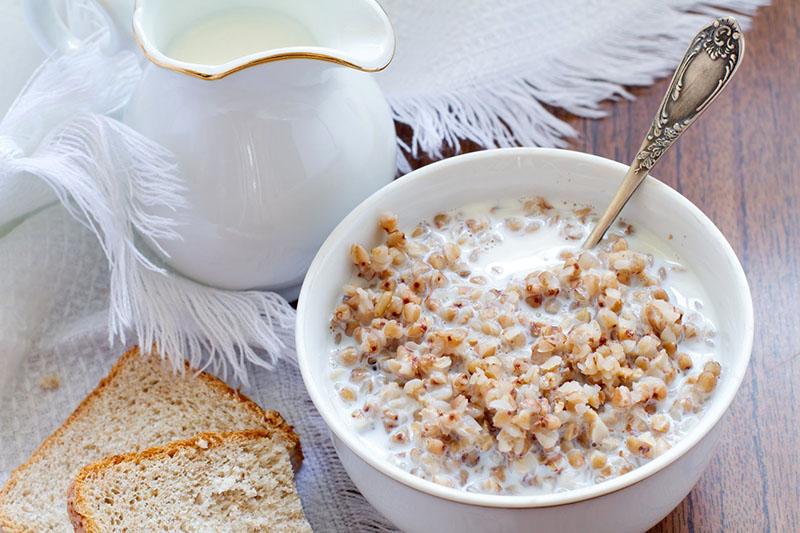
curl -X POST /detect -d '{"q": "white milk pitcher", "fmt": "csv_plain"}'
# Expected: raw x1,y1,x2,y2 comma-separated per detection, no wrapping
26,0,397,298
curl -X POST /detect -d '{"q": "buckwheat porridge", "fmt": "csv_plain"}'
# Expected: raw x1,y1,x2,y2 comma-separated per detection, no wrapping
328,197,721,495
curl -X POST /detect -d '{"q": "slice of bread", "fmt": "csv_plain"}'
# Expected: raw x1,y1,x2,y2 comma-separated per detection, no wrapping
67,431,311,533
0,347,302,532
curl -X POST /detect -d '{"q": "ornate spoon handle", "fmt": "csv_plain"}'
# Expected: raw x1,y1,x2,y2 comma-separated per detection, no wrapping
583,17,745,249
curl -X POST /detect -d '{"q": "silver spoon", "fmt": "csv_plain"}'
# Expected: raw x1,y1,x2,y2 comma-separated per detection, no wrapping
583,17,745,249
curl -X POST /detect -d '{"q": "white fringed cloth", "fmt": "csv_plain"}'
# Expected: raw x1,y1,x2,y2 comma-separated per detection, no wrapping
0,0,767,530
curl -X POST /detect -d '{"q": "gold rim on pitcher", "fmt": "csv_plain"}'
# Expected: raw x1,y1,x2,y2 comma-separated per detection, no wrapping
132,0,396,80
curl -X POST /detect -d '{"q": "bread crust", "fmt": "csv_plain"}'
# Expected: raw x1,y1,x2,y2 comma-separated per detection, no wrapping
0,346,302,532
67,430,302,533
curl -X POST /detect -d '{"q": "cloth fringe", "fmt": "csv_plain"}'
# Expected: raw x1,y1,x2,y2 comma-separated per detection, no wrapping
0,6,295,384
121,268,296,385
386,0,769,164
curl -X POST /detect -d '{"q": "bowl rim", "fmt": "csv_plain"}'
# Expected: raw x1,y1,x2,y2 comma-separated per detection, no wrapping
296,147,754,509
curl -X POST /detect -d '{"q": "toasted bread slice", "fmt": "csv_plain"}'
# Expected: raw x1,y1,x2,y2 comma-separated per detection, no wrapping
0,347,300,532
67,430,310,533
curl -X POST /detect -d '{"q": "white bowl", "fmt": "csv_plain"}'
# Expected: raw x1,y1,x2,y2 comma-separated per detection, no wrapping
296,148,753,533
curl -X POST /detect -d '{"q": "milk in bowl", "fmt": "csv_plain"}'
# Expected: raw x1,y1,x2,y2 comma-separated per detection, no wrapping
327,197,722,495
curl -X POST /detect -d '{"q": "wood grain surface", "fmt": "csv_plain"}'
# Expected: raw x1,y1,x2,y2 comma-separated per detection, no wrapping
399,1,799,530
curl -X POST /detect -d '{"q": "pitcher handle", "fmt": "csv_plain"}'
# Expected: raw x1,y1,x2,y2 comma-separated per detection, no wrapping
23,0,120,53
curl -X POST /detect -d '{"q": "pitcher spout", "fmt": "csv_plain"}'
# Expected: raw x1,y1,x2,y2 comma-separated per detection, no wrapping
133,0,395,80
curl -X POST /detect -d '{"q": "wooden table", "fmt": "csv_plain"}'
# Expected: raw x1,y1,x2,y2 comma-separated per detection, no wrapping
400,1,799,530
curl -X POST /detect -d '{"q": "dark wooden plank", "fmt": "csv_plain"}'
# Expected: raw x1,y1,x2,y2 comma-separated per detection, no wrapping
400,0,800,530
634,3,800,530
